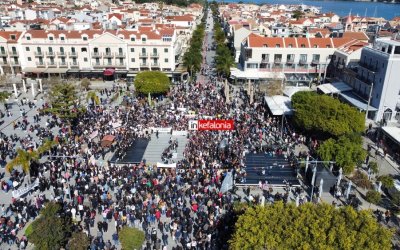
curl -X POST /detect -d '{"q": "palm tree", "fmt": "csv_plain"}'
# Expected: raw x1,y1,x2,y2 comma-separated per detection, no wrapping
6,148,39,176
86,91,100,105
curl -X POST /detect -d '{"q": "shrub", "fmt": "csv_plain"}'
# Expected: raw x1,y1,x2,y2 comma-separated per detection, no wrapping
119,227,145,250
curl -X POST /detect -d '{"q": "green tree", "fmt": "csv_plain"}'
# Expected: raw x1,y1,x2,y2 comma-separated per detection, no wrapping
119,227,145,250
46,83,82,121
365,190,382,205
318,135,366,174
37,139,59,155
86,91,100,105
368,161,379,175
134,71,170,95
215,45,235,77
230,202,393,250
291,91,365,138
80,78,91,90
29,202,72,249
292,9,304,20
377,175,394,188
183,50,202,76
6,148,39,175
0,91,10,110
67,232,90,250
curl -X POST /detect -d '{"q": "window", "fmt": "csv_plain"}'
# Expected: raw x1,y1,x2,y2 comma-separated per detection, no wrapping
60,36,65,41
27,57,31,61
26,47,30,51
153,48,157,54
165,58,168,63
130,48,134,52
83,36,88,41
275,44,280,48
300,54,307,63
60,47,64,53
247,63,258,69
49,36,54,41
10,35,16,40
131,58,135,62
84,57,88,62
142,37,147,42
313,45,318,48
131,37,135,41
288,44,292,48
81,48,87,52
301,44,305,48
164,48,168,53
326,45,331,48
263,44,268,47
26,36,31,41
142,48,146,54
71,47,75,53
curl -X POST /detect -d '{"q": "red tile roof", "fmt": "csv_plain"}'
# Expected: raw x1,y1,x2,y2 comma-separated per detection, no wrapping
0,31,23,43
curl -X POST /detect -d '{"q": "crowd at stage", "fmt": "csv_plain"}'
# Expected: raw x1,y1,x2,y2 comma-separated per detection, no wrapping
0,24,305,250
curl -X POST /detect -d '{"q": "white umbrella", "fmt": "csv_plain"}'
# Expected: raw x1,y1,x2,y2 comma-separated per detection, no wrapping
378,181,382,193
295,195,300,207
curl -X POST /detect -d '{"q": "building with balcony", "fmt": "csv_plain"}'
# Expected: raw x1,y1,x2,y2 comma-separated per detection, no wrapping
0,27,183,80
235,34,363,86
349,38,400,123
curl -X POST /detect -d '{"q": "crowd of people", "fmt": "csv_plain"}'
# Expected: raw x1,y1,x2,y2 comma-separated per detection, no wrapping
0,14,306,250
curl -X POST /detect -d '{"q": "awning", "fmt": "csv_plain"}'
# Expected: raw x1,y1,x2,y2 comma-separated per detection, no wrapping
382,126,400,145
22,67,47,73
44,68,68,74
264,95,293,116
317,81,352,94
339,91,378,111
127,73,135,77
104,68,115,76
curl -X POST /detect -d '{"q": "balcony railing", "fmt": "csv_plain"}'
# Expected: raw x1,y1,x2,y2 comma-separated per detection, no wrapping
36,61,45,67
286,58,294,64
103,52,113,57
140,62,148,67
0,61,7,65
359,62,378,73
69,52,78,57
115,52,125,58
261,58,269,63
47,51,55,57
139,53,148,57
312,59,320,65
299,59,307,65
116,63,126,67
57,51,66,56
356,75,373,85
0,51,7,56
150,53,159,58
11,61,20,66
274,58,282,64
151,62,160,67
48,62,57,67
70,62,79,68
59,62,68,67
92,52,102,58
35,51,44,56
9,51,18,56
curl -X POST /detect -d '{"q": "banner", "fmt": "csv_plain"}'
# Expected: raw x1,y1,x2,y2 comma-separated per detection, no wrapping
12,178,39,198
220,171,233,194
89,130,98,139
172,130,188,136
151,127,172,133
156,162,176,168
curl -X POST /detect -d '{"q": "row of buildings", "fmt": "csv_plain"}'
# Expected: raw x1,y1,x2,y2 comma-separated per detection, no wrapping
0,1,203,81
216,3,400,127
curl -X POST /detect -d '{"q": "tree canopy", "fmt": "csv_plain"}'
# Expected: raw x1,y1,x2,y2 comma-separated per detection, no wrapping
213,14,235,77
119,227,145,250
134,71,171,95
46,83,83,121
29,202,72,249
291,91,365,138
317,134,367,174
230,202,393,250
183,23,205,76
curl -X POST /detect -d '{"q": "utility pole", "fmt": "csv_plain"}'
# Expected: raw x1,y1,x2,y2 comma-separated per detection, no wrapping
365,82,374,121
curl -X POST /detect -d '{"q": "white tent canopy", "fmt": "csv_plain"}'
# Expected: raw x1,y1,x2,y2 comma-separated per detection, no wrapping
264,95,293,116
382,126,400,145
